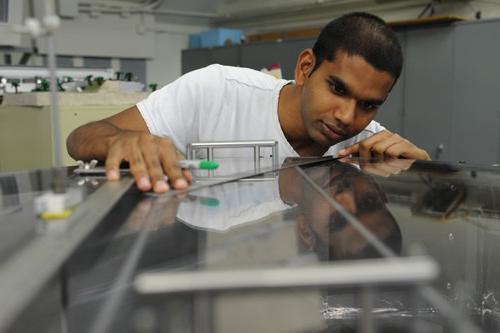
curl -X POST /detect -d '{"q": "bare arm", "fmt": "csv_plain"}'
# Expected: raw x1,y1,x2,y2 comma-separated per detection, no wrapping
67,106,191,192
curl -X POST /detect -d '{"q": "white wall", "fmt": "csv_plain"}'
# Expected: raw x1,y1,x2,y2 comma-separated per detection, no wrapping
37,13,156,58
146,23,207,87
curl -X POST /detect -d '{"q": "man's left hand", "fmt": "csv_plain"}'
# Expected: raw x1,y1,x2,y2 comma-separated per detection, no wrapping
337,130,431,160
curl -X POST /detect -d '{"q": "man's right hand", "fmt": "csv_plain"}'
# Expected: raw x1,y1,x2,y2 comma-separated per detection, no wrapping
105,131,192,193
66,106,192,194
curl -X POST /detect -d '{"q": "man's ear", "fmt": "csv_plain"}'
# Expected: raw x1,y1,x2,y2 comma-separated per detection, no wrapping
294,49,316,86
297,215,314,250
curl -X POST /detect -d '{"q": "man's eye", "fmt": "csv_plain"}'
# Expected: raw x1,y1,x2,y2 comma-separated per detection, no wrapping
359,101,378,111
329,82,346,95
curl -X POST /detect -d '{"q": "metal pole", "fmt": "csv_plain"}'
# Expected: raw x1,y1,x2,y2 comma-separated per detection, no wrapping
359,287,375,333
47,34,62,168
44,0,63,167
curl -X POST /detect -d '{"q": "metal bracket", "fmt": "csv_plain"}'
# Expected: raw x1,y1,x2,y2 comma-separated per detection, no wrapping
73,159,106,176
186,140,279,175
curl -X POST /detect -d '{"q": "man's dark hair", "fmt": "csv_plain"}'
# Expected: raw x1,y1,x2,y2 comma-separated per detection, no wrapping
312,12,403,80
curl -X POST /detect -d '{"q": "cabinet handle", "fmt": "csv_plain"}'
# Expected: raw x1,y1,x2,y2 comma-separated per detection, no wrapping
435,143,445,160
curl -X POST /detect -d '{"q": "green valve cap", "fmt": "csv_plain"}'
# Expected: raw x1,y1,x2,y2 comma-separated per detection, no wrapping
199,197,220,207
199,160,219,170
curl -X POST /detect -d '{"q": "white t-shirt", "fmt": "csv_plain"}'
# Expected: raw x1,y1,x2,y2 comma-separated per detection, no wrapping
137,64,385,159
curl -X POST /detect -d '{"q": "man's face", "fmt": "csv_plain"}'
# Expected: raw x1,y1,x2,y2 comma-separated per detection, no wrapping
306,171,390,254
298,50,395,146
295,164,398,260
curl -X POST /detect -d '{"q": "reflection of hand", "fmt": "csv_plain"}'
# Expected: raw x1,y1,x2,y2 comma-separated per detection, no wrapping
337,130,431,160
353,157,414,177
126,195,181,231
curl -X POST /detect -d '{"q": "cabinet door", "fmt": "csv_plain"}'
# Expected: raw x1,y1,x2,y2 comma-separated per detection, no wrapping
182,46,241,74
451,21,500,164
375,32,405,135
403,27,454,161
211,46,241,67
241,39,314,80
182,48,213,74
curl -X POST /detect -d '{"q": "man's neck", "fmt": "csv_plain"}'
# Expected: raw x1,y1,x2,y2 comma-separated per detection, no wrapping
278,84,329,157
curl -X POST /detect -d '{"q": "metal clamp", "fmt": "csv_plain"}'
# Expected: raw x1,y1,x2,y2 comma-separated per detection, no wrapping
74,160,105,176
186,140,279,173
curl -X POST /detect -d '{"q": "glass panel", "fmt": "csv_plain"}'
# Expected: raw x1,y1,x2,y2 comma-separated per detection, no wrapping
5,157,500,332
298,157,500,332
61,159,437,333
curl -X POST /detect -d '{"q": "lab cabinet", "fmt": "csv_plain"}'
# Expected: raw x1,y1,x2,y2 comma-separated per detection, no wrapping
240,38,313,79
181,48,213,75
0,104,131,171
182,18,500,164
181,46,241,75
374,32,405,135
403,27,455,161
451,21,500,164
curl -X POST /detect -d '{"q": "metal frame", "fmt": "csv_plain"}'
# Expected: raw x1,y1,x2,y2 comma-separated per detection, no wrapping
186,140,279,175
135,257,439,294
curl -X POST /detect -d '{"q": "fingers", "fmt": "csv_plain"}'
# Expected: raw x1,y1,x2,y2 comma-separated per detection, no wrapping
337,130,430,160
370,133,402,157
141,136,169,193
182,169,193,183
105,141,124,181
177,151,194,183
128,143,153,192
337,130,393,158
104,132,190,193
337,143,359,158
158,139,188,190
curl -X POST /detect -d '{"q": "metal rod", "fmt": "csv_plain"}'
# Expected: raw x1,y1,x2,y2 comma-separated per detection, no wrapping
188,140,278,149
46,30,62,167
134,257,438,294
359,287,375,333
254,146,260,172
186,140,278,178
272,144,279,169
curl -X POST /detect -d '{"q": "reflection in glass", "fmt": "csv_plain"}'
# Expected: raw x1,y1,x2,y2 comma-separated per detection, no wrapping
281,161,402,262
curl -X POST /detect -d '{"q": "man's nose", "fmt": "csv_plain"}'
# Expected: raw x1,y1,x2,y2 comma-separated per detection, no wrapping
333,98,356,129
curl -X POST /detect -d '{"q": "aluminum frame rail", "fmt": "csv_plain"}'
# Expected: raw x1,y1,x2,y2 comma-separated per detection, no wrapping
134,256,439,294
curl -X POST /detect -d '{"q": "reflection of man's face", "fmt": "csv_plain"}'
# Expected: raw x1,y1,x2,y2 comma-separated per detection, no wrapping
298,163,400,260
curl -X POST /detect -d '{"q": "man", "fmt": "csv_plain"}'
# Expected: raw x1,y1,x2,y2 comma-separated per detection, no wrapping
67,12,430,193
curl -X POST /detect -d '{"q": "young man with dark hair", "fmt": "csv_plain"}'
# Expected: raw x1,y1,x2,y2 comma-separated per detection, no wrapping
67,12,430,193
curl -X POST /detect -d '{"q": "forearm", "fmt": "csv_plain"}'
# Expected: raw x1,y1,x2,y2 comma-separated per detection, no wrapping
66,120,121,161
